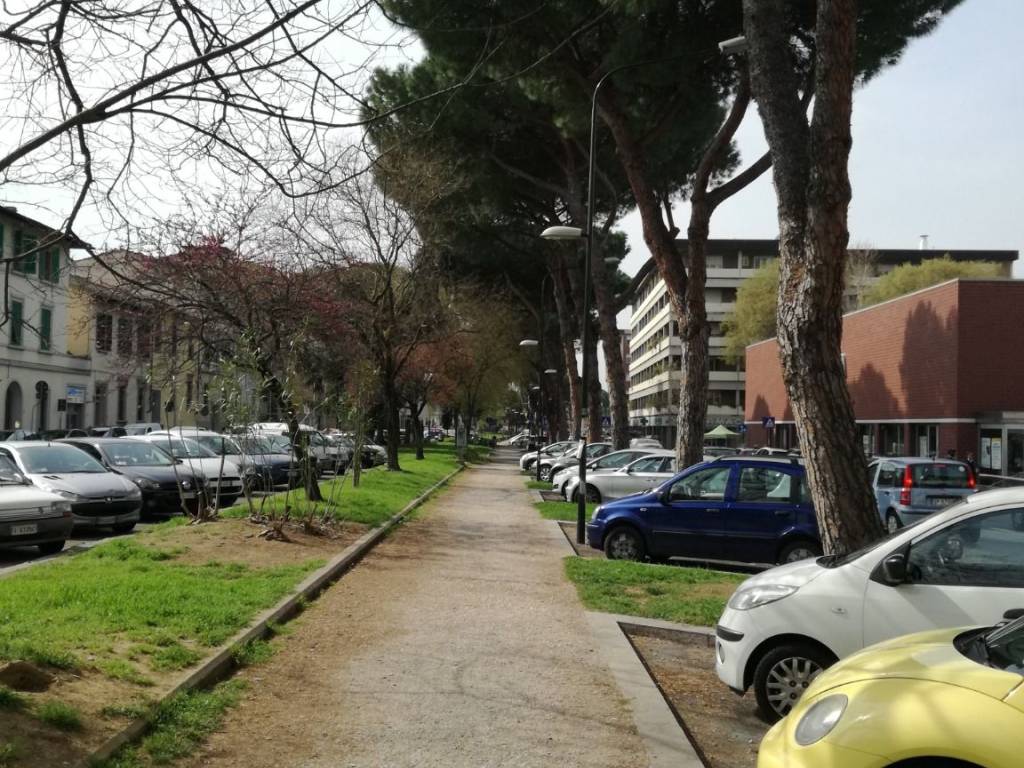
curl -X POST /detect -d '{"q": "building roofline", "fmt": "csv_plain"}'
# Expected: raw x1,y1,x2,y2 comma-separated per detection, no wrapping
745,277,1024,351
0,205,90,249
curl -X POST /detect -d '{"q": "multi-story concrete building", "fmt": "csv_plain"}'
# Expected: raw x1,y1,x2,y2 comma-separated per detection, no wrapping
0,206,91,433
626,239,1017,448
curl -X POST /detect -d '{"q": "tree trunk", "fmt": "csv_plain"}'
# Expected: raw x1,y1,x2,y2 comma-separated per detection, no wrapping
744,0,884,554
590,250,630,450
382,377,402,471
551,261,582,438
412,403,425,460
677,206,712,469
584,318,602,444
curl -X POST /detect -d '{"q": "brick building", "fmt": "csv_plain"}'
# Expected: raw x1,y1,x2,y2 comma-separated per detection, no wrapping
745,279,1024,476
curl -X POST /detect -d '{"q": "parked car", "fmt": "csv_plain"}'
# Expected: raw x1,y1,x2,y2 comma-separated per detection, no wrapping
0,441,142,532
519,440,576,472
321,434,353,473
629,436,663,448
236,435,302,489
869,457,977,534
587,456,819,566
715,485,1024,722
703,445,738,457
123,422,163,436
0,454,73,555
757,613,1024,768
132,434,244,507
558,448,667,501
0,429,40,441
248,422,334,474
543,442,613,483
87,425,127,437
61,437,204,517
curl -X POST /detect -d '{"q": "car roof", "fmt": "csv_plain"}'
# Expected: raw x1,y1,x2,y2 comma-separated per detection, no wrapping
60,437,128,446
872,456,968,465
1,441,74,449
710,455,805,467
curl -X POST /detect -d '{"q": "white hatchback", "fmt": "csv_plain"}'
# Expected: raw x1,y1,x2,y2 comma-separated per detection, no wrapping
715,487,1024,722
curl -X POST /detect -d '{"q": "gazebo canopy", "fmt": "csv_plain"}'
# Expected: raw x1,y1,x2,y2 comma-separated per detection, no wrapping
704,424,739,438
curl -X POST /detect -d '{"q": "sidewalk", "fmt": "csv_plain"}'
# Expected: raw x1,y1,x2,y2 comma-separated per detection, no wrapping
184,449,647,768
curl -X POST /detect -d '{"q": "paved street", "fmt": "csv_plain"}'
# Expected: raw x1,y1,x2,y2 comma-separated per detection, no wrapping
182,449,647,768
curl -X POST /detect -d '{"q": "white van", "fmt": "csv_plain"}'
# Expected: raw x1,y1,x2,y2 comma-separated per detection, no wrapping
715,486,1024,721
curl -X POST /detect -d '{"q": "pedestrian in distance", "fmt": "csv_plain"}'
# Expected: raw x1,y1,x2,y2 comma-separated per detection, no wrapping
965,451,978,476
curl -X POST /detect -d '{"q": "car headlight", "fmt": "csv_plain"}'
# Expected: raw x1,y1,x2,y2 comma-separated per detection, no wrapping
794,694,848,746
132,477,161,491
180,479,193,490
592,504,603,521
727,584,798,611
52,501,73,515
53,489,80,501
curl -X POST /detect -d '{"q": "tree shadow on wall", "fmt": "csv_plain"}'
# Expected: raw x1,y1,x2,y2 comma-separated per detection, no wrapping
900,301,958,418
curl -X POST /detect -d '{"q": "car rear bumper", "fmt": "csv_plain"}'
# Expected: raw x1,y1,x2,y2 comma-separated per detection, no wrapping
0,515,74,548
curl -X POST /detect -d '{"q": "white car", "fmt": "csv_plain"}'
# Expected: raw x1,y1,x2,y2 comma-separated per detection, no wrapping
715,486,1024,722
0,454,74,555
133,434,244,505
629,436,663,448
519,440,575,471
565,451,679,503
554,448,660,499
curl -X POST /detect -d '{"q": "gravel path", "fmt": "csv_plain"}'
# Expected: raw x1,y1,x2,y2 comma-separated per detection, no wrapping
186,450,647,768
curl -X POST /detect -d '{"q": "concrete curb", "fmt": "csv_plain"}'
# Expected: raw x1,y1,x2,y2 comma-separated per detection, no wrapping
81,463,464,767
529,488,545,503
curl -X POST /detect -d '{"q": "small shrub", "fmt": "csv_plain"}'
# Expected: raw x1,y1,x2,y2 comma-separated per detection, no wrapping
97,659,155,687
36,700,83,731
151,643,201,671
0,741,21,767
231,639,275,667
0,686,26,710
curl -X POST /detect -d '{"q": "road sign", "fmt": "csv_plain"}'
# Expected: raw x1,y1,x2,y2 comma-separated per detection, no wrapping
762,416,776,430
738,423,747,434
601,415,611,427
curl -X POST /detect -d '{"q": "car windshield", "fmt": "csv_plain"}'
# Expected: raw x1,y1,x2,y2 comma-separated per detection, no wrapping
982,616,1024,674
17,445,107,473
103,441,175,467
195,435,242,456
148,437,216,459
241,436,291,455
912,462,972,488
0,455,25,484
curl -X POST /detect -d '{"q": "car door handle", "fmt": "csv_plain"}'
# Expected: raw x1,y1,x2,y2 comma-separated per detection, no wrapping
704,508,720,513
773,509,791,516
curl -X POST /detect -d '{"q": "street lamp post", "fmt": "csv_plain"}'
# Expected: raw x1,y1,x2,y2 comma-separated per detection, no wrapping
541,35,748,546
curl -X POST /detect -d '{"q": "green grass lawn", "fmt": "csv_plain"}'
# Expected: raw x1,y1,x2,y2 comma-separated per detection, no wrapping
534,500,596,521
0,537,320,673
564,557,745,626
224,443,472,527
525,480,549,490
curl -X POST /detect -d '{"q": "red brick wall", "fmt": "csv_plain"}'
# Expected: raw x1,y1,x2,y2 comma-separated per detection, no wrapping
956,281,1024,414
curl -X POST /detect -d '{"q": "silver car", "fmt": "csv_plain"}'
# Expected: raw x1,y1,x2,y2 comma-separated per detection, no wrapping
544,442,613,483
555,448,660,500
0,442,142,532
571,452,679,504
869,457,977,533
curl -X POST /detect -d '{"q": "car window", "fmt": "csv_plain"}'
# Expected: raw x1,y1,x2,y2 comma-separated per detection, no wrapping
657,457,678,474
0,455,25,484
877,462,898,488
668,466,731,502
148,437,216,459
585,444,609,458
17,445,108,474
797,477,813,505
104,441,175,467
907,509,1024,588
912,462,972,488
595,452,636,469
737,466,794,503
628,456,664,473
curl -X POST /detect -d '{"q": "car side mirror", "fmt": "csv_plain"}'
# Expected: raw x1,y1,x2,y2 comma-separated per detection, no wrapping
881,553,908,586
1003,608,1024,621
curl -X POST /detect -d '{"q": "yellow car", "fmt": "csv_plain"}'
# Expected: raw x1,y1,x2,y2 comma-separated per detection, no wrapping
758,614,1024,768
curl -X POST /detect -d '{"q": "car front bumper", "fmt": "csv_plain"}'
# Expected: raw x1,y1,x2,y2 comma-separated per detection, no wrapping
713,607,762,693
585,520,605,550
757,718,886,768
0,514,74,548
71,499,141,528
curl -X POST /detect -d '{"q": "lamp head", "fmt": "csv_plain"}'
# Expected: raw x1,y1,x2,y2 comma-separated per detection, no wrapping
718,36,748,55
540,226,584,241
519,339,540,348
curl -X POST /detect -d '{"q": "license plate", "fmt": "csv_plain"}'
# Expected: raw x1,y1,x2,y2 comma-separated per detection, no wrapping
11,523,38,536
97,516,116,525
182,492,196,500
930,497,956,508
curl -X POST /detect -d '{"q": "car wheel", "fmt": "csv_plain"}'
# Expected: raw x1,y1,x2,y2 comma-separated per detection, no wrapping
539,465,552,481
37,540,66,556
583,484,602,503
777,540,822,564
754,642,836,722
886,511,902,535
603,526,645,561
112,522,136,534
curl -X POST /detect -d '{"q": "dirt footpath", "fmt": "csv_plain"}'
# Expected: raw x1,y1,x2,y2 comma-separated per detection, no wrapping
186,452,647,768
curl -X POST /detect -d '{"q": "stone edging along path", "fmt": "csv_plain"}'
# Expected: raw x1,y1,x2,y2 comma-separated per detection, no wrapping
81,463,466,768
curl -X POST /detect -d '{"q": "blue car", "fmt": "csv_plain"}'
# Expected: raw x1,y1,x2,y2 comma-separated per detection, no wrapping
586,456,822,566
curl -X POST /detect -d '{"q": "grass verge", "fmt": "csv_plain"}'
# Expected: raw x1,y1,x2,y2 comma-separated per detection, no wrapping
35,701,83,731
223,442,471,526
525,480,548,490
534,500,596,521
564,557,744,626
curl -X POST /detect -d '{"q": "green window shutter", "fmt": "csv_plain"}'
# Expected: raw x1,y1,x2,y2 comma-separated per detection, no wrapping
22,236,36,275
10,301,22,346
0,224,4,262
40,307,52,351
12,230,22,273
49,248,61,282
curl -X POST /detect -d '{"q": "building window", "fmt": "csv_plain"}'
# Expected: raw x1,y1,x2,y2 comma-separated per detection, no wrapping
911,424,938,458
185,378,193,408
117,385,127,423
96,313,112,353
9,300,23,346
40,248,60,283
39,307,52,351
117,317,133,356
137,319,152,358
94,382,108,426
12,231,36,275
136,383,146,421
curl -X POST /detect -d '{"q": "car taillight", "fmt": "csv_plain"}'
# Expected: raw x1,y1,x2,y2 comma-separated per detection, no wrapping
899,466,913,505
967,470,976,489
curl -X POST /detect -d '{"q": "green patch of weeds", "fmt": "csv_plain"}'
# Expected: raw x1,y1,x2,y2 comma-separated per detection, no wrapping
97,659,155,687
563,557,745,626
150,643,201,672
0,740,20,767
533,500,596,521
0,685,26,710
231,639,275,667
35,700,83,731
525,480,549,490
100,701,151,720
